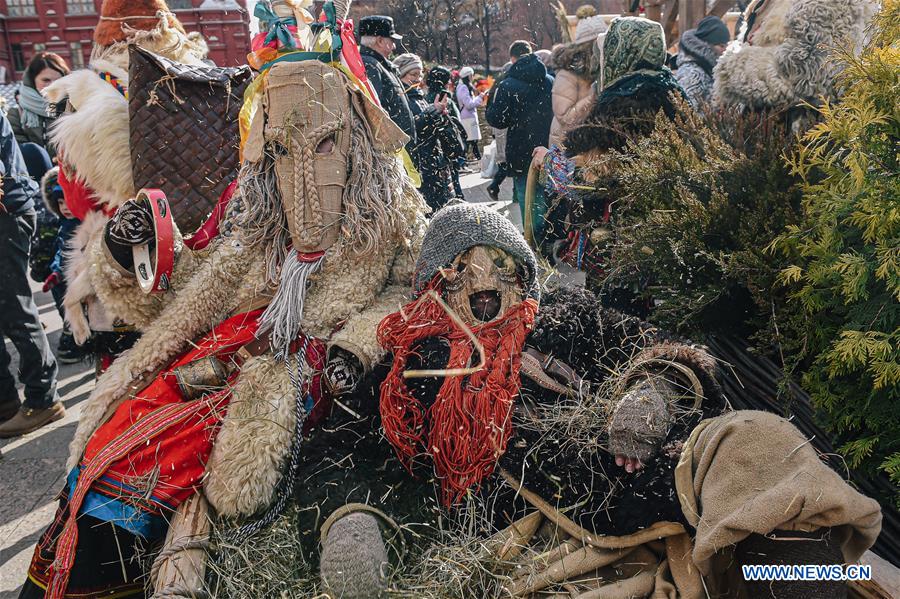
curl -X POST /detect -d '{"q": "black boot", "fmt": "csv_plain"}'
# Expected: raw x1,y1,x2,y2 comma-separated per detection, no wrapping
57,328,87,364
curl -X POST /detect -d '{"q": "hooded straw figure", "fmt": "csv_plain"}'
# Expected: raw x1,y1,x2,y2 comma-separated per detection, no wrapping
18,2,426,597
264,204,881,599
41,0,211,360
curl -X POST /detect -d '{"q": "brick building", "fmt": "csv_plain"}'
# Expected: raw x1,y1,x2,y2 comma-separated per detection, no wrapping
0,0,249,83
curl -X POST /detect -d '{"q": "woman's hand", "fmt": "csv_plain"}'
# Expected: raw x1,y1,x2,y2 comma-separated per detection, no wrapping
531,146,549,171
433,95,449,114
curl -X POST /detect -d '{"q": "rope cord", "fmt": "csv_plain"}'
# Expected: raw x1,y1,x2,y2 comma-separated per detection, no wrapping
222,342,310,543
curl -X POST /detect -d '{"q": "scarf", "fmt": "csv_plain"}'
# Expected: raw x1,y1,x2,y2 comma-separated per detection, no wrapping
602,16,667,90
379,290,538,506
17,84,49,130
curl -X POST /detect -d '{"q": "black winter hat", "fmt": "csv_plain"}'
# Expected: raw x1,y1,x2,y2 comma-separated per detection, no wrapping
358,15,402,40
695,16,730,45
426,66,452,90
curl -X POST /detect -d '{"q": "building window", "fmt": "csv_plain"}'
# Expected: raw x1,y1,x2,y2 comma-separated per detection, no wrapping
66,0,96,14
6,0,37,16
11,44,24,71
69,41,85,68
168,0,193,8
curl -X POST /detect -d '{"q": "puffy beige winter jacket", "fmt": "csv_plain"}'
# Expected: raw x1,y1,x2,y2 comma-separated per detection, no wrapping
548,68,595,148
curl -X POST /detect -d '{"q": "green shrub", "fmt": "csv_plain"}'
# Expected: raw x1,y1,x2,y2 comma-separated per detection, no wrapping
589,105,804,345
771,2,900,495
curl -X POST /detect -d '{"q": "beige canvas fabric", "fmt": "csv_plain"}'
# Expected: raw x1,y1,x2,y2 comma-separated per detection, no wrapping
486,410,881,598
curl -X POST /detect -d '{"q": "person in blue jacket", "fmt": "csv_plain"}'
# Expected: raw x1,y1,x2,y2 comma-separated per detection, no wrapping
0,112,63,438
40,167,86,364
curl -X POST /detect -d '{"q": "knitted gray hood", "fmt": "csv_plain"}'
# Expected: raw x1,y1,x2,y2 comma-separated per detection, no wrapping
414,203,540,301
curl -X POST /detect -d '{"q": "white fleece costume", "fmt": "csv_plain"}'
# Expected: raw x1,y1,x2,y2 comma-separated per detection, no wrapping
43,15,210,344
714,0,876,110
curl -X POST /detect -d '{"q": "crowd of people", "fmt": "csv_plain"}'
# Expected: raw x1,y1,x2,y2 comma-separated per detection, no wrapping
0,51,85,439
354,10,734,238
0,0,889,597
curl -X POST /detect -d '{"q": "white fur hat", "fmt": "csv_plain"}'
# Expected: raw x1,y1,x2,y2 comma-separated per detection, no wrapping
459,66,475,79
574,14,608,44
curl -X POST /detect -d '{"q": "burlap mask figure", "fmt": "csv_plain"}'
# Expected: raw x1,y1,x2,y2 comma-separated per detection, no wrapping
240,60,408,357
442,245,525,326
244,61,352,254
378,204,540,505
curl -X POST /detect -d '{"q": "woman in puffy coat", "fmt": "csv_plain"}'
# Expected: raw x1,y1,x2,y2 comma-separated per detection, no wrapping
455,66,487,160
394,54,465,211
548,15,607,148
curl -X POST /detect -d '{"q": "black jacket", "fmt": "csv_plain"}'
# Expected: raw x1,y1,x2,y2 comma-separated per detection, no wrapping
0,113,37,215
360,45,416,145
485,54,554,175
406,88,465,171
406,88,464,210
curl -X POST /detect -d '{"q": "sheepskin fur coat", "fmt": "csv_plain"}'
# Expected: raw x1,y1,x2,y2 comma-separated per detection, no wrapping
714,0,877,110
67,180,424,519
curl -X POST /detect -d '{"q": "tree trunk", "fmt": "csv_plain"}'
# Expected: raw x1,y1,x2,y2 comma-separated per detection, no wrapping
483,12,492,71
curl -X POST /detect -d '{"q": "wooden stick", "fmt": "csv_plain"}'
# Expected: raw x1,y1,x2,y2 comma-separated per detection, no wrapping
151,493,211,599
402,291,487,379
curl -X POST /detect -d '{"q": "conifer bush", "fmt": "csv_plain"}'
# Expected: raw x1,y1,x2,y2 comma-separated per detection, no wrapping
588,105,803,343
771,1,899,496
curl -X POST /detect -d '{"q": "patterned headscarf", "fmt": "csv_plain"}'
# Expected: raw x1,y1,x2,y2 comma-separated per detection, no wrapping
602,17,667,89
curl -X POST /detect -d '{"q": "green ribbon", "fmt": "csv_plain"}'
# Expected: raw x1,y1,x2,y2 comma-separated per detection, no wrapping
255,2,297,50
260,50,338,72
321,1,343,54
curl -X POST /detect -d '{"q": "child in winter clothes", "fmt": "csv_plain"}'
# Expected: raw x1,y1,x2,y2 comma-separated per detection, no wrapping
40,167,84,363
456,66,487,160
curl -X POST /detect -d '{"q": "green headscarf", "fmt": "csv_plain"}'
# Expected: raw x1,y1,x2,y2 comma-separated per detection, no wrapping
601,16,667,90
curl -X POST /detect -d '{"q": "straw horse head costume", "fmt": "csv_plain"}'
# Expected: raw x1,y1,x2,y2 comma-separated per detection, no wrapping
21,1,426,597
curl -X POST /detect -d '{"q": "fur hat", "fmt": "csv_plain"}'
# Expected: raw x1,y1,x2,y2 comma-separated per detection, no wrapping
574,14,608,44
392,53,423,79
41,166,64,218
458,66,475,79
94,0,185,47
90,0,208,71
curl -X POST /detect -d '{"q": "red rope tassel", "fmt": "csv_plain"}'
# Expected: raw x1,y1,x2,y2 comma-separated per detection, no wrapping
379,294,537,506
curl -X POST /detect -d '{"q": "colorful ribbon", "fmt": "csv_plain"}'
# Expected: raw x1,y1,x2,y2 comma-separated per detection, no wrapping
97,71,127,99
254,1,298,50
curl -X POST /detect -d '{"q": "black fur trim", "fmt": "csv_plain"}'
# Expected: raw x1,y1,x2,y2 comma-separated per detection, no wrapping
563,78,681,156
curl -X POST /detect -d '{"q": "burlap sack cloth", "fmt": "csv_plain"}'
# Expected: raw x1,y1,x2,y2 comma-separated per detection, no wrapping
494,410,882,598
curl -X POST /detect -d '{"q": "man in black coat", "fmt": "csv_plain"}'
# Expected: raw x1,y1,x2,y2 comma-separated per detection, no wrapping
358,16,416,145
0,112,63,438
485,40,553,239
